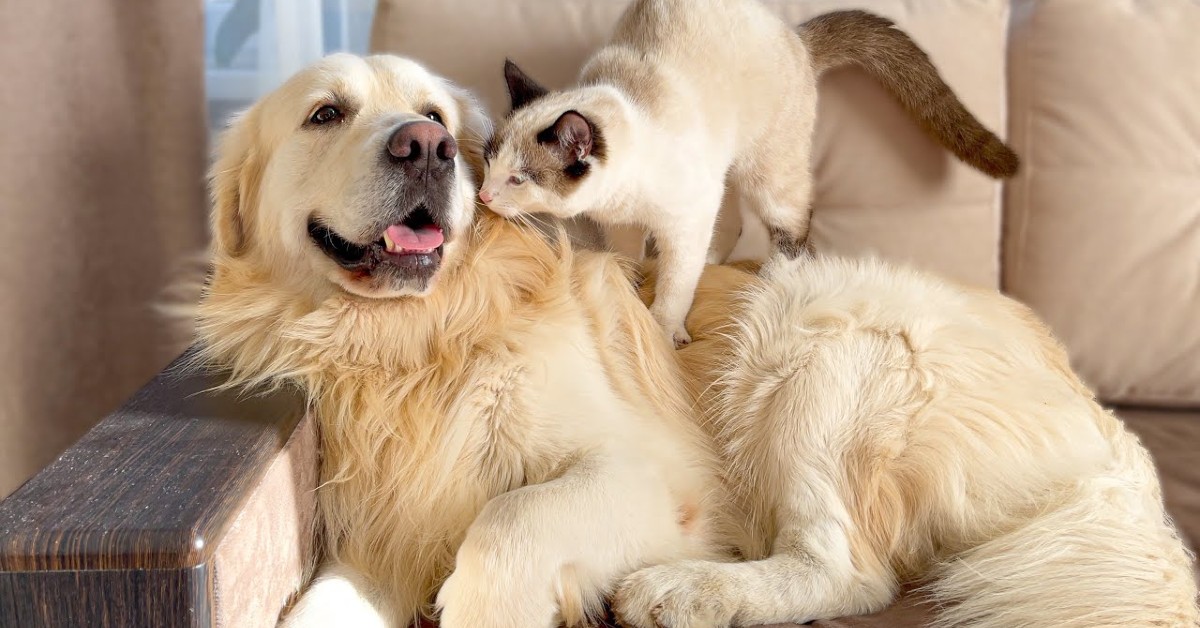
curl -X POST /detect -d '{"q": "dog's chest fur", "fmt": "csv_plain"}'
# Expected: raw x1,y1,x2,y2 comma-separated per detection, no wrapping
198,221,712,619
312,285,633,611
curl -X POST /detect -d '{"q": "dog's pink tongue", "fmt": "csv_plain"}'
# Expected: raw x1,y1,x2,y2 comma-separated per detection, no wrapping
386,224,444,251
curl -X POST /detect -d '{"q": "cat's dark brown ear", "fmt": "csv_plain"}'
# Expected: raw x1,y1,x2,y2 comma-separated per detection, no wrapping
538,111,594,163
504,59,548,111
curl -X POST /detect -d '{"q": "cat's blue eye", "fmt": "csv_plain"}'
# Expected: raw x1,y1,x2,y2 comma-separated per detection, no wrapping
507,176,525,186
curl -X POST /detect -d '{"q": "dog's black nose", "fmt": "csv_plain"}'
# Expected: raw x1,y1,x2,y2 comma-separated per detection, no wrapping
387,121,457,169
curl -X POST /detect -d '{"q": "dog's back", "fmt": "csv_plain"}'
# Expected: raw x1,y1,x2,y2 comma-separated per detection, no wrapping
622,255,1198,627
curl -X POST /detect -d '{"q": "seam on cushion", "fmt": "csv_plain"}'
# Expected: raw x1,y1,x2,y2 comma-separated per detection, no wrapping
1016,0,1037,288
1098,351,1200,407
1102,353,1200,408
815,199,1001,211
1014,167,1200,178
1003,0,1038,294
993,0,1012,289
1101,390,1200,410
1109,404,1200,415
1103,364,1200,407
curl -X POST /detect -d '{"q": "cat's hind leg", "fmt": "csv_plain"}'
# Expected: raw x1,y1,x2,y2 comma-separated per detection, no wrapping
706,190,744,265
733,107,818,260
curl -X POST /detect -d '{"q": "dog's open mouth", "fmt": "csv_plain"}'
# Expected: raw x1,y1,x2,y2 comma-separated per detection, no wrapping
308,205,446,280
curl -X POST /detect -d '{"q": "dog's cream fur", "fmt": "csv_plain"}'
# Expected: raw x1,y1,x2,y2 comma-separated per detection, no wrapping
621,258,1198,627
198,55,1197,628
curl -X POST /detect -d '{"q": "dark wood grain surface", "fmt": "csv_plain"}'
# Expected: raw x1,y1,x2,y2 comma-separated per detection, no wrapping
0,565,210,628
0,346,306,572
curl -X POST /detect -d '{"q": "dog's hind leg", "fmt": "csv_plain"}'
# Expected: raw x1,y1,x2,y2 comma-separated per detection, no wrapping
613,427,900,626
612,514,897,627
615,322,918,627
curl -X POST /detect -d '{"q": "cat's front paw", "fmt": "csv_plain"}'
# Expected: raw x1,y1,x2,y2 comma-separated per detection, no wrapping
613,563,734,628
668,325,692,349
652,310,691,349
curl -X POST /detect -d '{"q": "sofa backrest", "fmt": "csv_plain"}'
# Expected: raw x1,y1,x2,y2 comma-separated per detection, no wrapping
1004,0,1200,406
370,0,1199,408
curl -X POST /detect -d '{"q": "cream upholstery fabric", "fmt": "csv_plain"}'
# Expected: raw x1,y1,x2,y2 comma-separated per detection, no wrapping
1005,0,1200,405
371,0,1011,289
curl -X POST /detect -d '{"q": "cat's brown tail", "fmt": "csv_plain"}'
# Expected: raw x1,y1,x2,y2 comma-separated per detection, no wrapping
798,10,1019,178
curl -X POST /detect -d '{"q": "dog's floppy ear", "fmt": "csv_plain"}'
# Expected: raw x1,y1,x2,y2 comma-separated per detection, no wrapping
504,59,548,112
208,107,265,257
446,82,493,186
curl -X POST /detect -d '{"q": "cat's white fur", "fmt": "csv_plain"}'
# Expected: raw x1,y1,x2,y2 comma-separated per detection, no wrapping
483,0,821,347
480,2,1017,346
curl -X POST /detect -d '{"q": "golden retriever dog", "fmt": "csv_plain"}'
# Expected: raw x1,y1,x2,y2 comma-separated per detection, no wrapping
196,53,1198,628
196,53,727,628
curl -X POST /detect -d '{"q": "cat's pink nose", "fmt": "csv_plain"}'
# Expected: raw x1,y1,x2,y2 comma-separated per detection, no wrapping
479,189,494,204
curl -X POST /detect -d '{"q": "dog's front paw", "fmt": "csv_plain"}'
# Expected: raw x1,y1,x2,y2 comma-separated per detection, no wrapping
613,563,734,628
436,544,558,628
434,568,478,628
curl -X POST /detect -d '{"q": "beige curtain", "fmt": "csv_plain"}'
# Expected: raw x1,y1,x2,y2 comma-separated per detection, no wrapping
0,3,208,497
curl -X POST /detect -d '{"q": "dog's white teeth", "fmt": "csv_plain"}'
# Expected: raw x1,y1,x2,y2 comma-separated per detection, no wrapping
382,230,396,252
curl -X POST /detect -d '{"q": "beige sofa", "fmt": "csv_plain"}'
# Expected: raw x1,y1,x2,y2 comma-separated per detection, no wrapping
0,1,1195,626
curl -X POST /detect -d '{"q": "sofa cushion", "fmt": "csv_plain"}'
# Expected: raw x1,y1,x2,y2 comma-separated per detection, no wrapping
1004,0,1200,406
371,0,1011,289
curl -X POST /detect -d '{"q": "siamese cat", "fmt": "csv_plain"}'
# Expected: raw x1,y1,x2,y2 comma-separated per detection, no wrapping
480,4,1019,347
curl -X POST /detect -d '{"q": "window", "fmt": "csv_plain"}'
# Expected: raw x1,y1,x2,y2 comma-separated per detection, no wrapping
204,0,377,138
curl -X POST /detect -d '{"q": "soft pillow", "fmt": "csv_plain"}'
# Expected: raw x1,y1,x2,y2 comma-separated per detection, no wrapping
1005,0,1200,406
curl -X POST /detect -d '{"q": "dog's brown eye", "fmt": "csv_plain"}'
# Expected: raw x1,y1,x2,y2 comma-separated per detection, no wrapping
426,111,444,125
310,105,343,125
